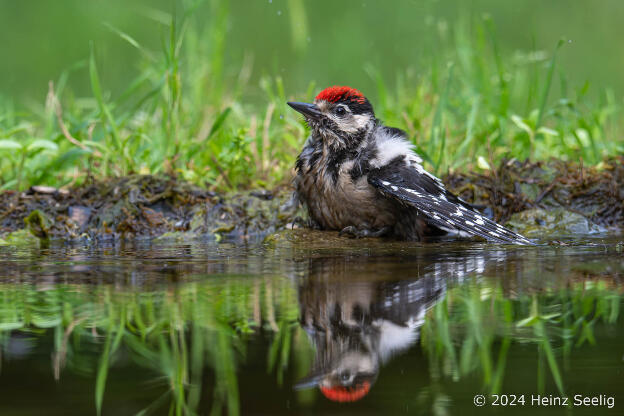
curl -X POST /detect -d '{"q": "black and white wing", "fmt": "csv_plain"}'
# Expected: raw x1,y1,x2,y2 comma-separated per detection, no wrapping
368,156,533,245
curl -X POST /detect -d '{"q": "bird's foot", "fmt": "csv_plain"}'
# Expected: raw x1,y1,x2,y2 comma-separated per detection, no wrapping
339,225,391,239
286,216,307,230
339,226,359,238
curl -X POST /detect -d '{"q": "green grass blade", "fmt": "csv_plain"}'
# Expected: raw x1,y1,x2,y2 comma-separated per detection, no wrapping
207,107,231,140
89,45,121,152
536,39,566,130
95,330,113,416
103,22,142,50
431,63,454,173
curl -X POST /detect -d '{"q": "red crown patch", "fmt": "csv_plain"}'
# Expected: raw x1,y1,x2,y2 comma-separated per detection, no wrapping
315,86,366,104
319,381,371,402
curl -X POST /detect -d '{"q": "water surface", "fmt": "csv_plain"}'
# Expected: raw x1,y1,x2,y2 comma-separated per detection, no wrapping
0,232,622,415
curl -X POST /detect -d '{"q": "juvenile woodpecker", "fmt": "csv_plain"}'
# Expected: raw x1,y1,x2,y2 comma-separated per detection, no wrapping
288,86,533,245
295,257,448,401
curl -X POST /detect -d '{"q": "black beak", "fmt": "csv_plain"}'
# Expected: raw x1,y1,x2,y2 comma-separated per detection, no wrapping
287,101,322,120
294,374,323,390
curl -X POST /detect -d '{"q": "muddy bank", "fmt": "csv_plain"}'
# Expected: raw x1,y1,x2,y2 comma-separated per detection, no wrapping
0,176,300,244
446,157,624,237
0,157,622,244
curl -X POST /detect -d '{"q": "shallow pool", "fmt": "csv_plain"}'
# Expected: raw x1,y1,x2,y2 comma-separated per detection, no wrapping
0,232,622,415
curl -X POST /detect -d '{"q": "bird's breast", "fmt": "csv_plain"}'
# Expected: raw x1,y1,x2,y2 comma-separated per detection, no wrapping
296,157,397,230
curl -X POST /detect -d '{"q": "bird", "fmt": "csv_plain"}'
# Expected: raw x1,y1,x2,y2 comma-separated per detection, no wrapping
295,256,449,401
287,86,533,245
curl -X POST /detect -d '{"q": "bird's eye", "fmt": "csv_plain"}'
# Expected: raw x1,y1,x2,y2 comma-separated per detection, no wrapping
340,371,352,383
334,106,346,116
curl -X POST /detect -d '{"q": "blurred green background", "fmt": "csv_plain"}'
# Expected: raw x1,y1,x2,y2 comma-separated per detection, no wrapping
0,0,622,190
2,0,624,102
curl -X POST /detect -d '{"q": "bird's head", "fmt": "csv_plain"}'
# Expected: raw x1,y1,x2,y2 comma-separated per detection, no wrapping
294,350,378,403
288,86,376,150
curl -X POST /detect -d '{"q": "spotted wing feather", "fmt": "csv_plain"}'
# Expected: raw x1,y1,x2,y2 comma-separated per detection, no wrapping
368,161,533,245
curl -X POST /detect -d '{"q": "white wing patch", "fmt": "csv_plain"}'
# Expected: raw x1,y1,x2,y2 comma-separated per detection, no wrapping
369,126,449,198
370,129,422,167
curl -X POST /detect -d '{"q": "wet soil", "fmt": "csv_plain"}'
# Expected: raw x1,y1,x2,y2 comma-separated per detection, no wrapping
0,157,622,243
446,157,624,228
0,176,299,243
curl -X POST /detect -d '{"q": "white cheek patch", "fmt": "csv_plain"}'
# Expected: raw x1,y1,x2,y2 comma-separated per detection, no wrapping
329,113,372,134
353,114,371,129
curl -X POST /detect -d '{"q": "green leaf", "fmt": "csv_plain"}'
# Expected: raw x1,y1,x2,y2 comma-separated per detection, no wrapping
103,22,141,49
95,331,113,416
0,179,17,190
0,139,23,151
0,322,24,330
536,126,559,137
536,38,567,130
27,139,59,153
511,115,533,135
455,96,480,162
540,312,561,321
207,107,231,140
431,63,454,173
31,148,90,185
2,123,31,138
32,317,62,328
516,315,539,327
536,320,565,394
82,140,109,152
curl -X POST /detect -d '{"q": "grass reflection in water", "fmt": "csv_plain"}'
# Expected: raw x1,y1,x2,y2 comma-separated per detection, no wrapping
0,240,622,415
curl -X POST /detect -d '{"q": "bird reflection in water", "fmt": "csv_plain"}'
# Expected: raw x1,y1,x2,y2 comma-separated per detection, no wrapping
294,251,494,402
